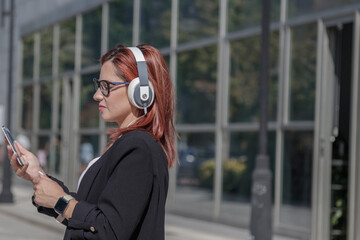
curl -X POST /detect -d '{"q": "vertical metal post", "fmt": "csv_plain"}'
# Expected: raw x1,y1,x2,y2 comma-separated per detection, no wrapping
249,0,273,239
0,0,15,203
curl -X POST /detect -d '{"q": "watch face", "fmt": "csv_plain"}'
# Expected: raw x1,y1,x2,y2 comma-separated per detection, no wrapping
55,198,68,214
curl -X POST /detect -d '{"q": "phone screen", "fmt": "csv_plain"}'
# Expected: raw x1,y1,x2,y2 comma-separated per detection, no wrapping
1,126,24,166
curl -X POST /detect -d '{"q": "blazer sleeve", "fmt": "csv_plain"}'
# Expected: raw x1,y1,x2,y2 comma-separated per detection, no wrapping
65,138,154,240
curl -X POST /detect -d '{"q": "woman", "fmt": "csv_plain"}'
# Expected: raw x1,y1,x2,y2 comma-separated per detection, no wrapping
6,44,176,240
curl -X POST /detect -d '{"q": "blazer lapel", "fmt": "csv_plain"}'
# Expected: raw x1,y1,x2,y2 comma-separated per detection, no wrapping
77,156,104,200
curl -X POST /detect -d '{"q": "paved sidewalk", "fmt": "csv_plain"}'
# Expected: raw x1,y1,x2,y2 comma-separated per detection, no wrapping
0,181,298,240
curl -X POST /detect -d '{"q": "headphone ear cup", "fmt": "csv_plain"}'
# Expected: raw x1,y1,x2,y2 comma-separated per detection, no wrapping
127,77,155,109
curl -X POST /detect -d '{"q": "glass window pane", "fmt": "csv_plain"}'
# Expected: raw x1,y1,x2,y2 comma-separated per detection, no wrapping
23,35,34,80
49,135,62,174
175,132,215,218
289,24,317,121
58,80,63,130
22,86,33,130
178,0,219,44
79,135,100,174
229,32,279,123
82,8,102,67
39,81,52,129
39,27,53,77
37,135,50,170
80,73,99,128
176,45,217,124
140,0,171,48
108,0,133,48
287,0,359,18
281,131,313,230
59,18,76,73
220,131,275,222
228,0,280,32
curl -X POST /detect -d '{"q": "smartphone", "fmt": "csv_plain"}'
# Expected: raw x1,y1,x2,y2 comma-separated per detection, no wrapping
1,125,24,166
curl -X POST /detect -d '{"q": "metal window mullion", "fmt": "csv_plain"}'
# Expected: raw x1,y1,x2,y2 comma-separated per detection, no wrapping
49,24,60,173
133,0,140,45
167,0,179,207
16,38,24,132
52,25,60,135
310,19,328,240
213,0,228,220
32,33,41,153
274,0,287,228
60,76,71,186
283,27,291,125
99,2,109,152
347,11,360,240
101,2,109,54
68,14,82,190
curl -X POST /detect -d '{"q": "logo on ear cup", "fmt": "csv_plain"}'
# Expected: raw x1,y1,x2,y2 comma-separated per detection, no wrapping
128,77,155,109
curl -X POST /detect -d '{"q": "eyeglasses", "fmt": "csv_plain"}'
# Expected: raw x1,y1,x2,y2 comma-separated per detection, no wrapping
93,78,129,97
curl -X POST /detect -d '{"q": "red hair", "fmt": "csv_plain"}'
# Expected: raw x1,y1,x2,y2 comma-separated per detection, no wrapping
100,44,177,167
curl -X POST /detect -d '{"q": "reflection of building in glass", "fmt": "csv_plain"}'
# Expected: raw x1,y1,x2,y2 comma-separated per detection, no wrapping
1,0,360,239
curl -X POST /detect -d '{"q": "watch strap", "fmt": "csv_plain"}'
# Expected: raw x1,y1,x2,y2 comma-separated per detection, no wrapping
63,195,74,201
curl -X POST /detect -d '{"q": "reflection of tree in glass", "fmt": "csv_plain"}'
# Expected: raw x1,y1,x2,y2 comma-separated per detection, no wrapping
82,8,102,67
22,86,33,130
59,18,76,73
40,82,53,129
141,0,171,48
178,0,218,43
23,35,34,79
177,45,217,124
80,74,99,128
282,131,313,206
109,0,133,48
228,0,280,32
229,31,279,123
289,24,316,121
40,27,53,77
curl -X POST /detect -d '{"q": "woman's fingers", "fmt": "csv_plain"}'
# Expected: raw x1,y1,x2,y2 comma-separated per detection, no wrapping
15,162,28,178
14,141,28,155
6,144,14,159
9,152,19,169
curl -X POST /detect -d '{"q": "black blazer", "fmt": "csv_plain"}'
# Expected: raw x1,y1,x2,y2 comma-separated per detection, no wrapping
38,130,169,240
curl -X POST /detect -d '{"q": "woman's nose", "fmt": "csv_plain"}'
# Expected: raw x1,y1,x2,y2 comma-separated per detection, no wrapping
93,88,103,101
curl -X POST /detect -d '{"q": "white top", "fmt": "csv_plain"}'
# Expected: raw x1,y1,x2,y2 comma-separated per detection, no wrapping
77,156,101,191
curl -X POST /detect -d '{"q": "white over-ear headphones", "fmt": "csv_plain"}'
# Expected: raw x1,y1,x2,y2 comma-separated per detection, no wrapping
127,47,155,114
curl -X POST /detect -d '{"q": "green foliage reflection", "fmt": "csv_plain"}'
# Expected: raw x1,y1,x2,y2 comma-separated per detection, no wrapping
177,45,217,123
141,0,171,48
228,0,280,32
39,82,52,129
229,32,279,122
178,0,218,43
109,0,133,48
40,27,53,77
289,24,317,121
80,74,99,128
59,18,76,73
23,35,34,79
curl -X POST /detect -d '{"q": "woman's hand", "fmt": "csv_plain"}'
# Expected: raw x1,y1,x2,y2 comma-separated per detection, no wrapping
4,138,44,183
33,174,66,209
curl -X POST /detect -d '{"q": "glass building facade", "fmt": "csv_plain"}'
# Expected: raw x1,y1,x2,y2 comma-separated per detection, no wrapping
12,0,360,239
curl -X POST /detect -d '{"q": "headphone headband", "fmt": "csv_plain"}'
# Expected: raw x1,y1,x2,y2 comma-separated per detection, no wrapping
128,47,150,102
127,46,154,113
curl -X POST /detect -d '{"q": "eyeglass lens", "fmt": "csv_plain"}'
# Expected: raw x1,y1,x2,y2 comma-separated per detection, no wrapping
94,79,110,96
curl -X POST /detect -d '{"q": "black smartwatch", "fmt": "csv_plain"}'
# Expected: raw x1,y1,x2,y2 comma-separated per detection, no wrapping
54,195,74,215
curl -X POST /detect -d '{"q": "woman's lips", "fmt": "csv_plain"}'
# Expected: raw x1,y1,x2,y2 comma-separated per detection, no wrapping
98,105,106,111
